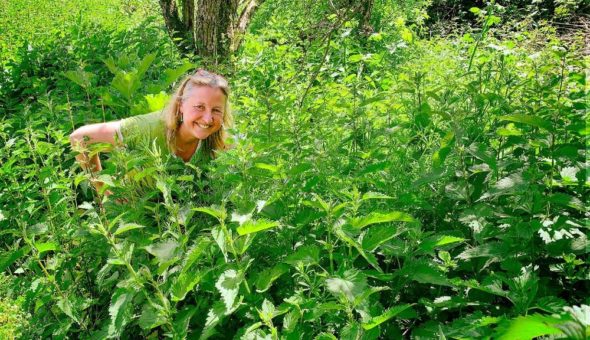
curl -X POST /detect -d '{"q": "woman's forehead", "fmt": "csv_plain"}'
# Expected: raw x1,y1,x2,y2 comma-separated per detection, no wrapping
184,86,226,104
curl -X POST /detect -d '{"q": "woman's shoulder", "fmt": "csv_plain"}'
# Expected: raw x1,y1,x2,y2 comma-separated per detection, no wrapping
120,111,165,130
119,111,168,148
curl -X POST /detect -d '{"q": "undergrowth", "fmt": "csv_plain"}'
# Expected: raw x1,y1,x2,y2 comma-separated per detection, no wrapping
0,0,588,339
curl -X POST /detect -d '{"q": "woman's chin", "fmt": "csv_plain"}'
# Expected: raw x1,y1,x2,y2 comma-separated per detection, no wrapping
193,131,213,140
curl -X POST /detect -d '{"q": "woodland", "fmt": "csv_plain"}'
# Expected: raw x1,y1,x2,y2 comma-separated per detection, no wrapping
0,0,588,338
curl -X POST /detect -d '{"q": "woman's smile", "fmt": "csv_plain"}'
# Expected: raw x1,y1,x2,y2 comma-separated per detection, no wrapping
177,86,226,142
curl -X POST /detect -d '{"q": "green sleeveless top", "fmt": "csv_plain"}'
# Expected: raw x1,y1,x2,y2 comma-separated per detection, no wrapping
119,111,207,164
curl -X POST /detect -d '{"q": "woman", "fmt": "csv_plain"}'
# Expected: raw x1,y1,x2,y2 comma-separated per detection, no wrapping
70,69,233,195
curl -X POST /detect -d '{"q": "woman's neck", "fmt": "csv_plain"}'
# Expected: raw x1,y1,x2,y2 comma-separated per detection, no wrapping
175,125,200,161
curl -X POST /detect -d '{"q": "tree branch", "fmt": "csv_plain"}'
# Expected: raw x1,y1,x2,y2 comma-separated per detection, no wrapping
230,0,265,51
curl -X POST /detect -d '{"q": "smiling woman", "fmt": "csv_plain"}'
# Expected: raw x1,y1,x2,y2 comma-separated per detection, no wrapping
69,69,233,194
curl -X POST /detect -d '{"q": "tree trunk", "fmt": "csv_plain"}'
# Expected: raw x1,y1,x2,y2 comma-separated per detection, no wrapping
159,0,193,54
159,0,264,66
194,0,238,66
359,0,374,35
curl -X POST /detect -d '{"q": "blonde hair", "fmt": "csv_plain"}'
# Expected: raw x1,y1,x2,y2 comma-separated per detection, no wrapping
163,69,233,159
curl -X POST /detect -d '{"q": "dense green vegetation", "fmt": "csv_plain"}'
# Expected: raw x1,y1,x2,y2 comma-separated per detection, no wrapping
0,0,588,338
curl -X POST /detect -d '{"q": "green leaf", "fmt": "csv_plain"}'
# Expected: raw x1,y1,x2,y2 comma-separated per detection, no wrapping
284,245,320,266
283,308,301,332
35,242,59,255
348,54,364,63
215,269,242,311
114,223,145,236
201,302,226,339
145,239,180,263
0,246,31,272
467,143,497,170
361,192,393,200
362,304,412,330
326,269,367,303
341,322,364,340
193,205,226,221
499,114,552,131
362,224,403,251
180,238,211,273
138,303,167,330
457,242,508,260
171,270,203,302
164,61,196,86
136,53,156,78
236,219,280,235
173,306,196,339
108,288,135,338
258,299,277,322
111,71,140,100
255,263,290,293
419,235,466,253
255,162,279,173
351,211,415,229
353,286,390,307
401,260,450,286
64,69,93,89
57,297,80,324
144,92,170,112
334,224,383,272
496,314,563,340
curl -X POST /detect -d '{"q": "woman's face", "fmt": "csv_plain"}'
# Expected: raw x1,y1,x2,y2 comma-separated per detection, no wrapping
179,85,225,141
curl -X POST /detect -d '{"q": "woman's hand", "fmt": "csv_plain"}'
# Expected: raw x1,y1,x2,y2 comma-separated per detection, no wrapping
70,121,122,194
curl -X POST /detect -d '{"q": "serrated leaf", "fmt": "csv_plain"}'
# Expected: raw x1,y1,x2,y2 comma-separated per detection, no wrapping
145,239,180,263
457,242,508,260
215,269,242,311
496,314,563,340
57,297,80,324
173,306,196,339
361,192,393,200
351,211,415,229
0,246,31,272
362,304,412,330
467,143,497,170
255,162,279,173
353,286,390,307
401,260,450,286
255,263,289,293
284,245,320,266
193,206,226,221
138,303,167,330
180,238,212,273
259,299,276,322
108,288,135,338
362,224,403,251
237,219,280,235
499,114,552,131
419,235,466,253
326,269,367,303
114,223,145,236
171,271,203,302
333,224,383,272
35,242,59,254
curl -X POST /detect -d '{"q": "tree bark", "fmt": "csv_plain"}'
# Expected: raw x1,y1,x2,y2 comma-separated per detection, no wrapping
159,0,193,54
359,0,374,35
159,0,264,65
193,0,238,65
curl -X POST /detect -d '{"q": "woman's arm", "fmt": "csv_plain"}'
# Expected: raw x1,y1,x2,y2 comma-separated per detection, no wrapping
70,121,121,194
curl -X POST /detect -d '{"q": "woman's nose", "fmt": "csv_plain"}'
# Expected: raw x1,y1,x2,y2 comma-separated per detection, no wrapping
203,110,213,123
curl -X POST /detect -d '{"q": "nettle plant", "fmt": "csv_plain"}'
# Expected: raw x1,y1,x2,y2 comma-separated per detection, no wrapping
1,2,589,338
